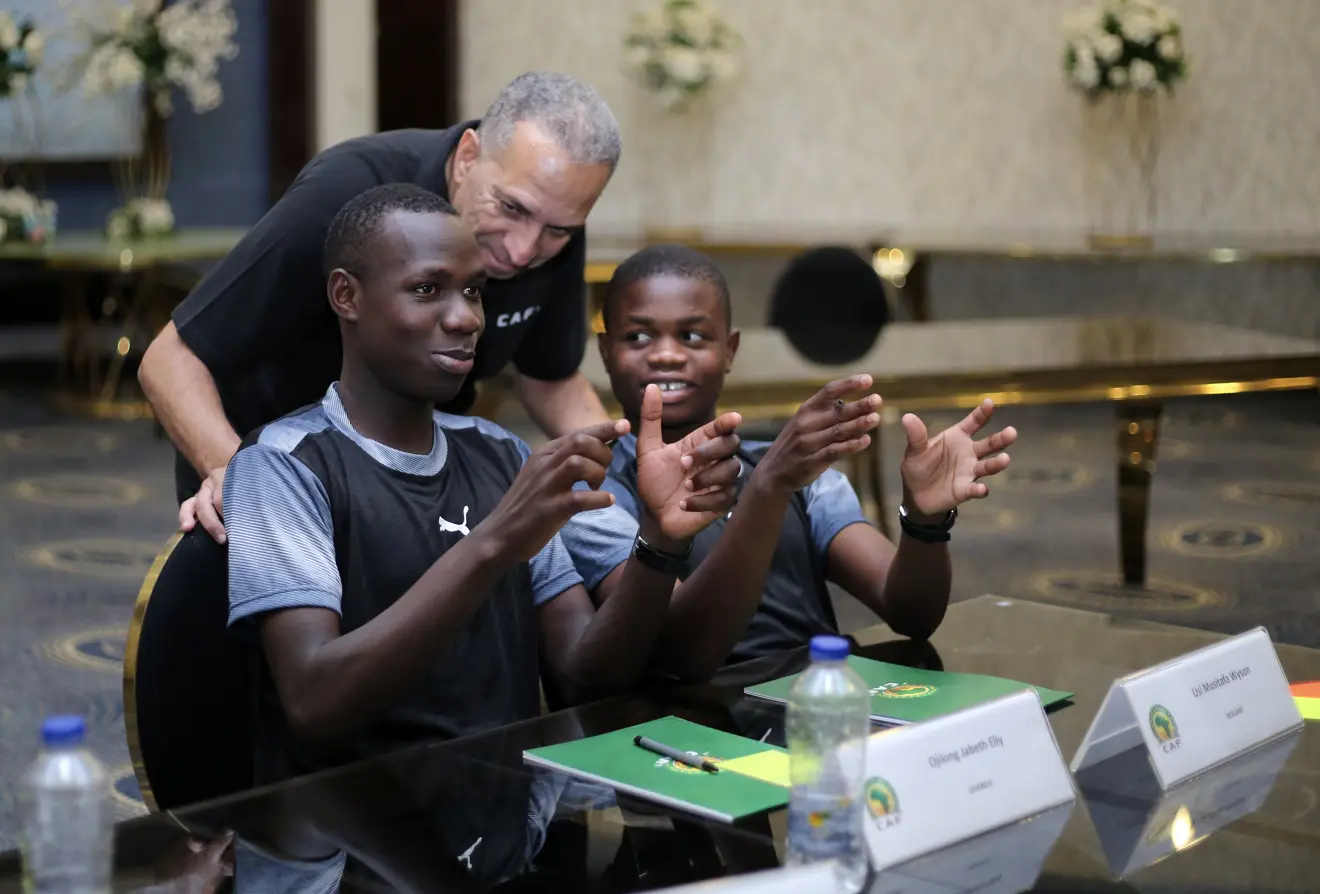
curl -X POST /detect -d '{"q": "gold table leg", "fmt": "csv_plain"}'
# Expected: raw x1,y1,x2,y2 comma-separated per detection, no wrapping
1115,401,1163,585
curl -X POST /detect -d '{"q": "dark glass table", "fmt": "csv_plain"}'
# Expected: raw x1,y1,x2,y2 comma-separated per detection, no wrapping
3,595,1319,892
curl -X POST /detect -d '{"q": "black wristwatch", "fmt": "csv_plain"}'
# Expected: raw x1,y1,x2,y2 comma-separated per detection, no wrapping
632,534,693,576
898,504,957,543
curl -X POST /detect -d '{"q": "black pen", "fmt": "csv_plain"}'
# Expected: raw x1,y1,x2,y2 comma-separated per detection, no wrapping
634,735,720,773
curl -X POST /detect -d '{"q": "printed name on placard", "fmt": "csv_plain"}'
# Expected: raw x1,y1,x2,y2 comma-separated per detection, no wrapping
861,690,1075,871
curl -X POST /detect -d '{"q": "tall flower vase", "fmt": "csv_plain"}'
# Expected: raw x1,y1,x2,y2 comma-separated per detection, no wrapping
117,95,170,202
1083,92,1160,250
637,97,714,243
107,92,174,240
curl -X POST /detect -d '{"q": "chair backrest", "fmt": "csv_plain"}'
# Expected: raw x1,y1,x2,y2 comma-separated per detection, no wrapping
768,246,891,365
123,529,254,811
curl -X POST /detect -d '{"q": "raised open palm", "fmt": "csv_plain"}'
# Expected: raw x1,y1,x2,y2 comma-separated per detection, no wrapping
634,385,744,542
899,398,1017,517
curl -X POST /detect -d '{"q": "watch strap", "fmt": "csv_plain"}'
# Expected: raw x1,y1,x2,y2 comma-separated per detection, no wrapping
632,534,692,576
898,504,956,543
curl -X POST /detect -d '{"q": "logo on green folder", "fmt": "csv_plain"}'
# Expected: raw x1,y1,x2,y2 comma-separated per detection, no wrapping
864,777,901,829
873,682,938,699
662,752,723,774
1148,705,1181,752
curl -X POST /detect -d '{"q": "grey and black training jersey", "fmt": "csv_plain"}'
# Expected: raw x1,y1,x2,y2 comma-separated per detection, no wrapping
224,384,588,784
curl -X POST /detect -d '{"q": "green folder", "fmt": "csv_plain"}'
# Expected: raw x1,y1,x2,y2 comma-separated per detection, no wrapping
523,716,790,823
744,656,1073,725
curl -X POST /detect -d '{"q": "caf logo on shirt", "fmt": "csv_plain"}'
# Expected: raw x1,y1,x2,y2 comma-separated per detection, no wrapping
495,305,540,328
872,682,938,699
1149,704,1181,751
865,776,901,829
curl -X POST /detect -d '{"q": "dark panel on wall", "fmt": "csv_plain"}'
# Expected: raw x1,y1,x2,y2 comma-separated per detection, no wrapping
266,0,316,205
376,0,459,132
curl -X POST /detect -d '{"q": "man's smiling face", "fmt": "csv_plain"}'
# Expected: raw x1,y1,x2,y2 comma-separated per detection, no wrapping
448,120,611,279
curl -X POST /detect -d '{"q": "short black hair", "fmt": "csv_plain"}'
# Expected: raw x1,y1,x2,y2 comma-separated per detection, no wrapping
601,244,732,331
324,183,458,280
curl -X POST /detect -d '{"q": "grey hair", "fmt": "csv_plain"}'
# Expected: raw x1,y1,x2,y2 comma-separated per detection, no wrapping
477,72,622,171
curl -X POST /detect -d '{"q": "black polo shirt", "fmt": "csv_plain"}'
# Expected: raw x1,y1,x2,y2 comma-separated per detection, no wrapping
170,121,589,501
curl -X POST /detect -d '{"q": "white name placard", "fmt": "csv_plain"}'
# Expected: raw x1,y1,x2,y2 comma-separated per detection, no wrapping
1070,627,1302,789
861,689,1076,872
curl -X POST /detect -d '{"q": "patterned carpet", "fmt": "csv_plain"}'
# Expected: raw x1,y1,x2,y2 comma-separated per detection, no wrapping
0,384,1317,850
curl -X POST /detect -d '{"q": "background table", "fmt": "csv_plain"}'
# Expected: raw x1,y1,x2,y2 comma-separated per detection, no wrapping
0,228,244,418
3,596,1317,891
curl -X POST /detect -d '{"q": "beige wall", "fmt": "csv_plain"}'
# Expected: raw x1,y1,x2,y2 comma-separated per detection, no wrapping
459,0,1320,241
315,0,377,152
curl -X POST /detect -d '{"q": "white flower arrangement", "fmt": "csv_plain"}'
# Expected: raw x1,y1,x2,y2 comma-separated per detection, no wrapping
624,0,743,112
0,12,43,97
1063,0,1188,97
0,186,57,245
67,0,239,117
106,196,175,240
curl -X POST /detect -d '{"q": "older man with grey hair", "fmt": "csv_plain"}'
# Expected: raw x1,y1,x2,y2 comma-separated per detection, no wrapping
140,72,622,542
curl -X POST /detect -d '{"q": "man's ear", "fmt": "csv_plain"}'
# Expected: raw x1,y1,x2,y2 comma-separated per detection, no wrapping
327,269,361,322
596,327,612,370
725,328,740,374
451,128,481,186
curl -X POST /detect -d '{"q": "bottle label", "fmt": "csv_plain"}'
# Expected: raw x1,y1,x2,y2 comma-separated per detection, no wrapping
787,789,861,861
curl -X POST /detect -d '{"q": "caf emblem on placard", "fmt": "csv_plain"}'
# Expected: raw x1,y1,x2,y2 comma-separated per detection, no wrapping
865,776,901,830
873,682,938,699
1148,704,1182,752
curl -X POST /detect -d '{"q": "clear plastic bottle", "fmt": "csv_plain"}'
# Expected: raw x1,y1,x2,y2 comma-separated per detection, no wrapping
785,635,870,891
20,715,113,894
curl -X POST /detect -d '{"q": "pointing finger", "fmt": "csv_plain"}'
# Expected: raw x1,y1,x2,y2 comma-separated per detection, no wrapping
635,384,666,456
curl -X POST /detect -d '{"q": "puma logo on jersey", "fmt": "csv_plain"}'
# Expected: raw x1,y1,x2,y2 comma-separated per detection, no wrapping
457,836,482,869
439,506,470,536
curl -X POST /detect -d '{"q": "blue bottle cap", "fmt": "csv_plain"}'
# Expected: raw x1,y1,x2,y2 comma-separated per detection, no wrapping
809,635,850,662
41,715,86,747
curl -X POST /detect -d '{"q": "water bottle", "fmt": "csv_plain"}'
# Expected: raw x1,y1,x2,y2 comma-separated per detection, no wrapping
785,635,870,891
20,715,113,894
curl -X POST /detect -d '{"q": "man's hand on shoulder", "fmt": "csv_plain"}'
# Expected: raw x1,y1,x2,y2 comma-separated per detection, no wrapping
473,420,631,564
179,466,229,544
752,375,882,496
635,384,743,546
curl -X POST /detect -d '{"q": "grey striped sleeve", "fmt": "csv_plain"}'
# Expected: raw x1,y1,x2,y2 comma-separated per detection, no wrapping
559,504,638,592
531,532,584,606
224,443,343,626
